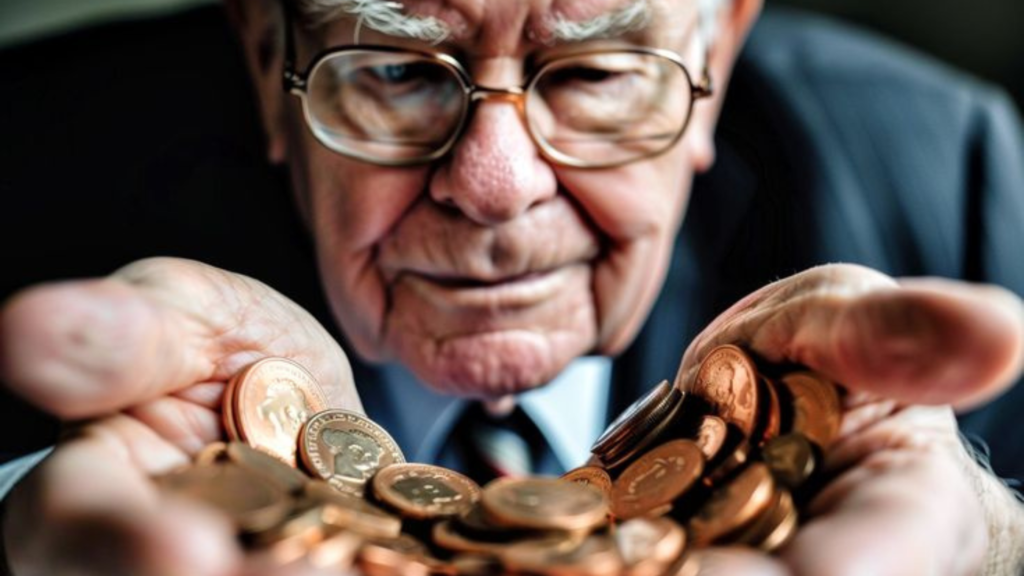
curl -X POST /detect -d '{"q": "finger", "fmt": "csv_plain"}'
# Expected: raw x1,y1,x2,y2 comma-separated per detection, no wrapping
5,429,241,576
0,257,361,420
782,408,985,576
677,264,1024,408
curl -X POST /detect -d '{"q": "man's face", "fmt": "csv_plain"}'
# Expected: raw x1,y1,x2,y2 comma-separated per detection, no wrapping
269,0,727,398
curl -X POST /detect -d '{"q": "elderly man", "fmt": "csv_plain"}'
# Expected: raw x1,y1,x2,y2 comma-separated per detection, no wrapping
0,0,1023,574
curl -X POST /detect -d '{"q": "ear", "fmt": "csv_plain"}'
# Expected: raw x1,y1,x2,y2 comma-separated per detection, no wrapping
684,0,763,173
224,0,289,164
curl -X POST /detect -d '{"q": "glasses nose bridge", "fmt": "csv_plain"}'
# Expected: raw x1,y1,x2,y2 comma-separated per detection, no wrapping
469,85,527,106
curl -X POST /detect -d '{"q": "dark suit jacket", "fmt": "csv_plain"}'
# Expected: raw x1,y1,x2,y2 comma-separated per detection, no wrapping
1,7,1022,481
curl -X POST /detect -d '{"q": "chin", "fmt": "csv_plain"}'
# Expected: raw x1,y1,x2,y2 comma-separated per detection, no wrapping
397,330,589,399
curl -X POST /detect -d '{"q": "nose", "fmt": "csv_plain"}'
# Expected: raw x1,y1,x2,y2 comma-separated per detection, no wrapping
429,101,557,225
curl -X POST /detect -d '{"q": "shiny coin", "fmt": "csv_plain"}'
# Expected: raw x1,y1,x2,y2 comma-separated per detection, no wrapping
688,462,775,546
233,357,331,467
227,441,309,495
592,381,682,469
299,409,405,496
756,377,782,445
304,480,402,539
614,517,687,576
762,433,817,488
358,535,432,576
736,488,798,553
780,372,841,449
372,463,481,520
693,415,728,461
688,345,760,439
158,462,291,533
432,520,570,556
482,477,608,532
611,440,704,520
703,424,752,486
561,466,614,499
501,533,624,576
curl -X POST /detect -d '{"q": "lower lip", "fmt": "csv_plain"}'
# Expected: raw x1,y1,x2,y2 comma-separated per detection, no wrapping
401,266,580,310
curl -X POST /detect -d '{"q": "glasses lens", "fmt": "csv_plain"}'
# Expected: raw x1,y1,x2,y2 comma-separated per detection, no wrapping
527,51,693,166
306,50,466,162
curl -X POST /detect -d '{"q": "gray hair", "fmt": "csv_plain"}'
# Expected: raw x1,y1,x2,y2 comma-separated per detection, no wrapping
296,0,728,46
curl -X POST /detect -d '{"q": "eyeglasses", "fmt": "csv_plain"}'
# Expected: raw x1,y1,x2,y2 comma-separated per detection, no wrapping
282,13,713,168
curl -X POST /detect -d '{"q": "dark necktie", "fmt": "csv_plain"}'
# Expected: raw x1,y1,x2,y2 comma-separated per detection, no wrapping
445,401,560,485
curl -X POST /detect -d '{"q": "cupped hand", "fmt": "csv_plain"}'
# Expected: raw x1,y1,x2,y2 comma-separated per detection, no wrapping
0,257,362,576
676,264,1024,576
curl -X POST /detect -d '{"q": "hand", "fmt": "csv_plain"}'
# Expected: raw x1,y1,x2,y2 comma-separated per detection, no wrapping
675,264,1024,575
0,257,362,576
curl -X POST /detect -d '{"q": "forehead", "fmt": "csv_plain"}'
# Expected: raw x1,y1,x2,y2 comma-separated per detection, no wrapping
298,0,695,50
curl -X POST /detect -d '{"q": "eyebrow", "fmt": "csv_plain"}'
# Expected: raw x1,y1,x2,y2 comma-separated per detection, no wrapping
545,0,654,43
297,0,453,44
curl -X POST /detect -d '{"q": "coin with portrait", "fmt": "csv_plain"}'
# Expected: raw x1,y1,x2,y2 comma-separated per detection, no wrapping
300,409,405,495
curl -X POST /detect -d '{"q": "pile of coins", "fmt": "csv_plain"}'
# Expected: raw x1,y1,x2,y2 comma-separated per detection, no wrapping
158,345,842,575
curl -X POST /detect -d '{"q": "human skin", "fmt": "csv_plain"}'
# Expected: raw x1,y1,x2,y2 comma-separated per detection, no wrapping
230,0,750,399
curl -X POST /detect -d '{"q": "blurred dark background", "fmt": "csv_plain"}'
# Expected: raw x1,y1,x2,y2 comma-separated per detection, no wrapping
1,0,1022,109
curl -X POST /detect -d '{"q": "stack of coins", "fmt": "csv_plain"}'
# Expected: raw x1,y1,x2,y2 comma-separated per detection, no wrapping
157,346,841,574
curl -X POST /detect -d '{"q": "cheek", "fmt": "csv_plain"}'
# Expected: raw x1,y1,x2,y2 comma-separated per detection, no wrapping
290,141,429,358
558,150,693,353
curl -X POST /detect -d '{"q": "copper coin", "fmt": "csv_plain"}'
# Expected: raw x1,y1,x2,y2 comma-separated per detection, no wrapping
482,477,608,532
562,466,614,499
592,381,682,468
703,424,752,486
689,345,760,439
780,372,841,449
501,534,624,576
299,409,405,496
756,377,782,445
432,520,570,556
307,530,363,570
159,462,291,533
688,462,775,546
611,440,705,520
762,433,817,488
222,375,242,441
372,463,481,520
734,486,798,552
693,416,727,461
233,357,331,467
227,441,309,495
614,517,687,575
358,535,432,576
304,480,402,539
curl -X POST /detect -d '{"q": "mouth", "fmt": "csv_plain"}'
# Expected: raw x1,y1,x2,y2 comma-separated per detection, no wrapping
399,265,587,310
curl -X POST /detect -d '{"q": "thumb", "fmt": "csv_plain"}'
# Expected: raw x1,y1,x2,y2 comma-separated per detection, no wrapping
0,257,361,420
677,264,1024,410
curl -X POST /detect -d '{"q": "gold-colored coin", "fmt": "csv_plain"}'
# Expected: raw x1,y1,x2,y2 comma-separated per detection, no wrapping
780,372,841,449
762,433,817,488
611,440,704,520
688,462,775,546
432,520,570,556
561,466,614,499
687,345,760,439
158,462,291,533
232,357,331,467
482,477,608,532
372,463,481,520
227,441,309,495
693,415,727,462
304,480,402,539
614,517,687,576
299,409,405,496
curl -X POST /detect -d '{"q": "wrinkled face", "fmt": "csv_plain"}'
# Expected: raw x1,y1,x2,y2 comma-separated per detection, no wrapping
267,0,731,398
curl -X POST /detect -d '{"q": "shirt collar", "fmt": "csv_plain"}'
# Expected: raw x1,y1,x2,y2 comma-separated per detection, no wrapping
367,358,612,472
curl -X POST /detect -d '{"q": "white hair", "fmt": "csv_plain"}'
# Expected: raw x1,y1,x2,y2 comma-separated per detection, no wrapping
296,0,728,46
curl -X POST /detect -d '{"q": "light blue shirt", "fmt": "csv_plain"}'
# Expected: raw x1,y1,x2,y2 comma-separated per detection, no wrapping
371,358,613,473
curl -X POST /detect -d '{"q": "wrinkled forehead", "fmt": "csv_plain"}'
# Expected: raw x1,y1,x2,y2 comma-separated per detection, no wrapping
293,0,701,50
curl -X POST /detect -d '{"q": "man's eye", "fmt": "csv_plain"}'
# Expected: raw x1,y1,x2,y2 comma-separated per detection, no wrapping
352,61,446,96
370,63,417,84
548,66,622,85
